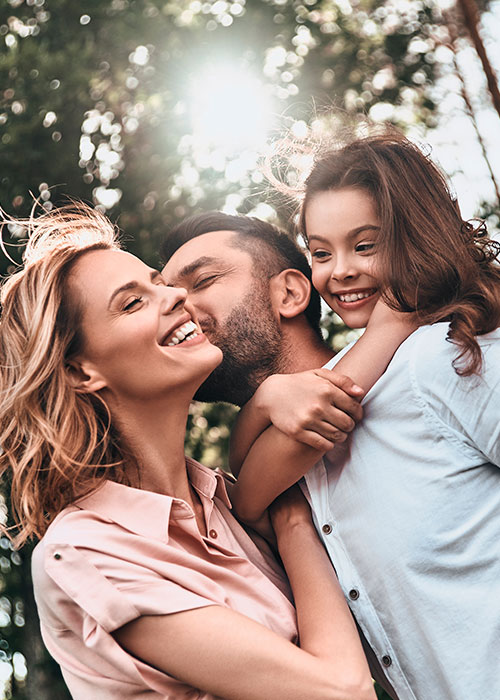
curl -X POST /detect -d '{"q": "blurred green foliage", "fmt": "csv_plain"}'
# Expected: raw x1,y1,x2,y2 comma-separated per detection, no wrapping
0,0,498,697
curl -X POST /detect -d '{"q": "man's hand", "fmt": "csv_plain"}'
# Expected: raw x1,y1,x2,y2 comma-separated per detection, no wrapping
252,369,364,452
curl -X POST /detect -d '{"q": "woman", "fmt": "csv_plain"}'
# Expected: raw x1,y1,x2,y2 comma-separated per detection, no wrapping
0,204,376,699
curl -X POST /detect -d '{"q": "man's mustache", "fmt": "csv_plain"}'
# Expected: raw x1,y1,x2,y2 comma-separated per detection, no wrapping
199,317,217,336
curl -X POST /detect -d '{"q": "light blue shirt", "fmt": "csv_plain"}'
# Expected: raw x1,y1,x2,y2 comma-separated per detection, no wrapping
303,323,500,700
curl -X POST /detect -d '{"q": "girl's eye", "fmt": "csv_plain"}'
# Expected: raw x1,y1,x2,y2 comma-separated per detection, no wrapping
355,242,376,254
123,296,143,311
311,250,331,260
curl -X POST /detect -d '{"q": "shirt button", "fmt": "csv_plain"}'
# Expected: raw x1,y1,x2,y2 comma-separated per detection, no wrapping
349,588,360,600
54,553,61,560
382,655,392,667
322,523,332,535
209,529,218,539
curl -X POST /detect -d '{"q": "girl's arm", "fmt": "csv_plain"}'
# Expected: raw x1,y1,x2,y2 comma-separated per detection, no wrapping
231,301,416,523
113,486,376,700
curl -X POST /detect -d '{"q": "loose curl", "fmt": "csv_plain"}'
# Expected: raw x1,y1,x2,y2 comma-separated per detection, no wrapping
273,125,500,375
0,203,131,547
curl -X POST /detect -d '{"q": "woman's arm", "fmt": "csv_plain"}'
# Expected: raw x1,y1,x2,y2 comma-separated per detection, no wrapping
230,301,416,522
113,487,376,700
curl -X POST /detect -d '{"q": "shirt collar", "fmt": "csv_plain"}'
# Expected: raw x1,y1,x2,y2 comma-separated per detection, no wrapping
74,458,232,541
185,457,232,509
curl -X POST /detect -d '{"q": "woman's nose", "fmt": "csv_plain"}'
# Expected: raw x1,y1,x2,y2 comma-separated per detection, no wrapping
160,285,188,314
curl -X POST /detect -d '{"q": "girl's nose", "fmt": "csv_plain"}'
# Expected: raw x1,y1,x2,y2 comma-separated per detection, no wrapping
331,255,356,281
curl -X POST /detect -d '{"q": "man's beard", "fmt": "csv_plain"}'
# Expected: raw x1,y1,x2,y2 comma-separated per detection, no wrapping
194,283,283,406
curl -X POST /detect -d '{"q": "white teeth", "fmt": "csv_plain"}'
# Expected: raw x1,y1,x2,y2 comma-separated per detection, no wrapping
166,320,199,346
338,290,374,303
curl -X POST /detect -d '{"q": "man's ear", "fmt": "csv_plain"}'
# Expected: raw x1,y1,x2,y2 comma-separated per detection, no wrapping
269,269,312,319
65,359,107,394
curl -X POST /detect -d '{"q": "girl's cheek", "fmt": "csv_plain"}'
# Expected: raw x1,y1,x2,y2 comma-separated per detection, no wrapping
311,265,323,290
366,255,380,279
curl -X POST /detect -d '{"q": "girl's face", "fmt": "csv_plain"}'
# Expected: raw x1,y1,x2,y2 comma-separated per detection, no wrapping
68,248,223,403
305,187,381,329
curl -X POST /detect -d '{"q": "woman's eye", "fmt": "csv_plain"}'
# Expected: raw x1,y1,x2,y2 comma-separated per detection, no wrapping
355,242,376,254
123,296,143,311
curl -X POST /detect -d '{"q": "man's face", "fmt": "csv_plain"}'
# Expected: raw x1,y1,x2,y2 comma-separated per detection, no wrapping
162,230,284,405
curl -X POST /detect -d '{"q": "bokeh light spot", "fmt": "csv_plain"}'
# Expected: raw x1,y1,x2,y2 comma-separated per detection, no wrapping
188,64,274,152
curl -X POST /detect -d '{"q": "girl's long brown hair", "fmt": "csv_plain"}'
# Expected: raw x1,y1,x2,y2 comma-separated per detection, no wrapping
0,204,131,547
299,128,500,375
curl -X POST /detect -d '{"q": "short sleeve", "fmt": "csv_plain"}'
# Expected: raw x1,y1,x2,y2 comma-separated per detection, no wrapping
40,542,218,634
410,327,500,466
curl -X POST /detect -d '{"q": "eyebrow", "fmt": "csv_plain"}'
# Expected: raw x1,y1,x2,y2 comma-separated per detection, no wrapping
308,225,380,243
174,256,219,279
108,270,162,309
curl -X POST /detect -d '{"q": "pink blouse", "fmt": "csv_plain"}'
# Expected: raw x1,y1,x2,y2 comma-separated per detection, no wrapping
32,458,298,698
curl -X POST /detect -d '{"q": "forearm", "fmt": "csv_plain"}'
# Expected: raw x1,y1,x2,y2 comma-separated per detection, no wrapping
232,427,322,523
229,399,269,478
273,496,374,696
230,370,363,477
336,304,417,392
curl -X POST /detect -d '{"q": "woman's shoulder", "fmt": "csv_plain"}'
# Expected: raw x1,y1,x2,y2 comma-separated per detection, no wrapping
38,496,114,550
31,502,110,591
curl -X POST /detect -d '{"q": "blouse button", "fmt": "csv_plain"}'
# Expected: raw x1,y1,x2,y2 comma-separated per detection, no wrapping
349,588,360,600
322,523,332,535
209,529,218,539
54,553,62,560
382,655,392,667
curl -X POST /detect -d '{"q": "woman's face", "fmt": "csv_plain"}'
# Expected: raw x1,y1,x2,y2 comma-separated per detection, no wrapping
305,186,381,329
68,248,223,402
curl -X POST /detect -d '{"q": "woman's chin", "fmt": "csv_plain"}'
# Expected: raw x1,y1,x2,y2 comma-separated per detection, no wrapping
192,345,224,388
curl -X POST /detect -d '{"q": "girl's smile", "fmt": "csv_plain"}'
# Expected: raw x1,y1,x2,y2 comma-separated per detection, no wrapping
305,187,381,329
334,287,379,312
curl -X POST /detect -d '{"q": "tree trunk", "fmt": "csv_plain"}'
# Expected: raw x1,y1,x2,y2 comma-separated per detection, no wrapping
456,0,500,119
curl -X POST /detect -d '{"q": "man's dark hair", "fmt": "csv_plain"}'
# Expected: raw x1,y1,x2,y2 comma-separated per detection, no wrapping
161,212,322,337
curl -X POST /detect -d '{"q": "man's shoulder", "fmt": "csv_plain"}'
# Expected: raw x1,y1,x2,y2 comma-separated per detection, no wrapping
323,322,500,388
409,323,500,377
324,324,451,374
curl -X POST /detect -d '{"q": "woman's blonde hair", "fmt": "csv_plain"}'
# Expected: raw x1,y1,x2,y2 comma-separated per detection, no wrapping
0,203,131,547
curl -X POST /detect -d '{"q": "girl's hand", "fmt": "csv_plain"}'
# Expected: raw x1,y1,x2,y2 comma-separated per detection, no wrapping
366,297,418,331
253,369,364,452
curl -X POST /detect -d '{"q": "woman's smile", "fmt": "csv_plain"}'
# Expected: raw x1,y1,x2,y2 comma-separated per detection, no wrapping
69,248,223,401
160,318,200,346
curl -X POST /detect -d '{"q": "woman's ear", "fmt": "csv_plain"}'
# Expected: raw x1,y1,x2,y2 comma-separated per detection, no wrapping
269,269,312,319
65,359,107,394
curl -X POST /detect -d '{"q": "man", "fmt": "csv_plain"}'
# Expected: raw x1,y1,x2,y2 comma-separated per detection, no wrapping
160,212,362,425
162,212,500,700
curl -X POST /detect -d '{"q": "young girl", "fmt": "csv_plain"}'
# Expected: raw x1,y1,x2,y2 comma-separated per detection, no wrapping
229,127,500,526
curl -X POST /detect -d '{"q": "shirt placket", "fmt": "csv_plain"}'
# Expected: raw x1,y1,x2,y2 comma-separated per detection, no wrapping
304,461,417,700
